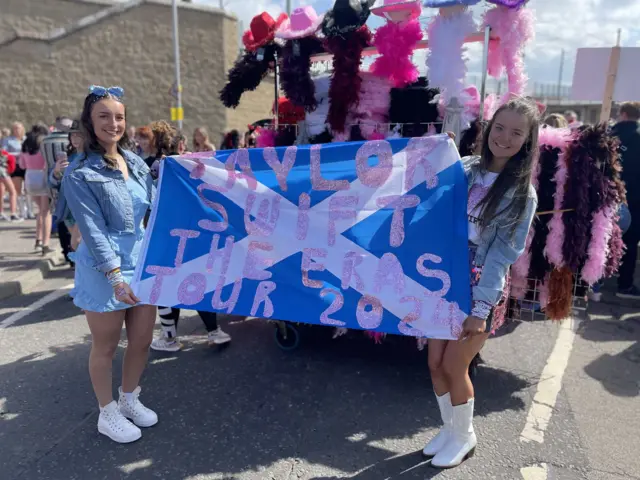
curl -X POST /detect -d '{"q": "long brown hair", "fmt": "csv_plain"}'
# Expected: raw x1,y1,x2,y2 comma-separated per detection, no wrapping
476,97,540,237
80,93,128,169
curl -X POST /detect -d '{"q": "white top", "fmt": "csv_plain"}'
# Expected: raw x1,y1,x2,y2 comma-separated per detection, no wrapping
467,171,499,245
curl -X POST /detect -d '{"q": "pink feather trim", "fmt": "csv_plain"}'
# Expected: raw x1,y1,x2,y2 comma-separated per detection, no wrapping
482,5,535,102
371,19,422,88
426,9,476,103
256,128,276,148
581,205,615,285
510,225,535,299
544,151,568,267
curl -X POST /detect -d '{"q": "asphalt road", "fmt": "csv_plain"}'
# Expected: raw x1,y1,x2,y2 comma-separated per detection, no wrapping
0,270,639,480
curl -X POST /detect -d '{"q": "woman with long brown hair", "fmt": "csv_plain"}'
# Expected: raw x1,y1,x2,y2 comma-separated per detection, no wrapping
62,86,157,444
192,126,215,152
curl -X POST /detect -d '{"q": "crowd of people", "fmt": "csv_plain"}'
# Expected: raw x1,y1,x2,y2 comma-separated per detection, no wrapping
1,87,638,471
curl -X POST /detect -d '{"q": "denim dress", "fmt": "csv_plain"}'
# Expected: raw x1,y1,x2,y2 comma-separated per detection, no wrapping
63,150,154,313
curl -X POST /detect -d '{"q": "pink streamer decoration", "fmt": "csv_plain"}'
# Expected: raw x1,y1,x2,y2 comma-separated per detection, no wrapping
371,19,422,88
581,205,615,285
483,5,535,103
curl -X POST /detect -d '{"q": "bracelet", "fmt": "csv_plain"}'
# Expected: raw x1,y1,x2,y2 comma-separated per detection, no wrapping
471,300,492,321
106,268,124,287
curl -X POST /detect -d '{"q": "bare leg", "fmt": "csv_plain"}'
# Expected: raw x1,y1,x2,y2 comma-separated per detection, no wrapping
428,339,449,396
86,310,126,407
2,177,18,215
0,181,4,215
34,196,42,242
442,334,489,406
12,177,24,216
39,196,52,246
122,304,157,393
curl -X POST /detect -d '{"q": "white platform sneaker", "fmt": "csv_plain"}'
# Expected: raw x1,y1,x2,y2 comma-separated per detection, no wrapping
431,398,477,469
118,386,158,428
422,392,453,457
98,401,142,444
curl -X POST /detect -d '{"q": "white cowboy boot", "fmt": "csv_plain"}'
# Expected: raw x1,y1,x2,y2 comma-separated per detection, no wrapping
422,392,452,457
431,398,477,468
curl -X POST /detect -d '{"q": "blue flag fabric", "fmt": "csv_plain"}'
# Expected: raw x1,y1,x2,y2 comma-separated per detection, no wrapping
132,135,470,340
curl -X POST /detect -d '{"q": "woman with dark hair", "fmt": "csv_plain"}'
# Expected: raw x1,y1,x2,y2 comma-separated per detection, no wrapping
220,129,241,150
20,125,53,253
423,98,539,468
62,86,157,444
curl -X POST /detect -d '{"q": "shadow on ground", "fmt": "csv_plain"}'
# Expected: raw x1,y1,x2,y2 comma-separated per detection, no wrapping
0,316,531,480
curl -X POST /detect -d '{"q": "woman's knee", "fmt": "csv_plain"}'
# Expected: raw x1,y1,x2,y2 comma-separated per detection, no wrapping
442,355,469,381
127,334,152,353
91,340,118,360
428,355,445,376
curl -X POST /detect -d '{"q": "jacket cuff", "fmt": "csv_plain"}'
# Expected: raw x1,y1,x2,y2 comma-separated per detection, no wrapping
95,256,121,274
471,300,492,320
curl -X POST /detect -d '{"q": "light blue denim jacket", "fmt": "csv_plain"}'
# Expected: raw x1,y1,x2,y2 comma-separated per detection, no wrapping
61,149,155,273
463,156,538,307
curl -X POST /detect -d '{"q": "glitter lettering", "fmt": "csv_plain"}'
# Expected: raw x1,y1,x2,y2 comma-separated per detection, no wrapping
319,289,346,326
405,137,440,190
310,144,349,191
169,229,200,267
225,148,256,190
355,140,393,187
200,233,234,274
177,273,206,305
375,194,420,247
328,195,358,246
244,193,281,237
263,146,297,191
250,281,276,317
416,253,451,297
341,251,365,290
243,241,274,280
145,265,175,304
211,277,242,313
197,185,229,231
356,295,383,330
398,296,425,337
301,248,327,289
374,252,406,295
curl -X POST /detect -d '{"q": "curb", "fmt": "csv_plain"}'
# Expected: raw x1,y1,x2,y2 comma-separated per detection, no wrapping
0,252,67,302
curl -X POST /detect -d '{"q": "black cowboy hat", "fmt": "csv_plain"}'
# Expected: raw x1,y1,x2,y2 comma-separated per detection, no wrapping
321,0,376,37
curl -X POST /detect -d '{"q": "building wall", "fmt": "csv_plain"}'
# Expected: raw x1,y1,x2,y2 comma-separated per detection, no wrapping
0,0,274,147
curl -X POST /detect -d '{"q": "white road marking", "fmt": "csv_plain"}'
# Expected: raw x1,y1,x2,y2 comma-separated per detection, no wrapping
0,283,74,329
520,317,578,444
521,463,549,480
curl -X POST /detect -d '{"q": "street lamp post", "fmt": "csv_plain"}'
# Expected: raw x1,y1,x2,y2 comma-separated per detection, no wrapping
171,0,183,130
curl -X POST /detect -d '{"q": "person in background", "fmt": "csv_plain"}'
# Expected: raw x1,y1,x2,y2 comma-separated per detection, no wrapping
564,110,583,130
612,101,640,299
193,126,215,152
543,113,569,128
220,129,241,150
2,122,33,220
62,86,157,444
172,132,188,155
134,126,156,168
51,120,83,266
244,127,257,149
1,127,10,139
0,147,19,221
20,125,53,254
43,116,74,260
126,126,139,155
148,120,176,179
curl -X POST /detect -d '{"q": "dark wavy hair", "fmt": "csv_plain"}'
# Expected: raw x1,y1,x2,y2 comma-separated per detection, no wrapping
475,97,541,238
80,93,128,169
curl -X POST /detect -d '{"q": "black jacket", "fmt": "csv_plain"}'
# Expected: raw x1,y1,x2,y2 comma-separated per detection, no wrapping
612,120,640,209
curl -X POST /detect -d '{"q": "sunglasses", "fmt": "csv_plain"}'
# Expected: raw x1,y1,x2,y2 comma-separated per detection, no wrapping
88,85,124,98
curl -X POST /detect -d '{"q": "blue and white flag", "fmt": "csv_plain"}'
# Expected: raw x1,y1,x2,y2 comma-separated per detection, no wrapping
132,135,470,340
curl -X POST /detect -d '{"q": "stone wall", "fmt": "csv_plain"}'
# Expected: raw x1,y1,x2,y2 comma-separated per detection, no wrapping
0,0,275,148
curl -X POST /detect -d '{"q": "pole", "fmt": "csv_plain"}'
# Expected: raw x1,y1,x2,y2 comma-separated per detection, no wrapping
557,49,565,99
171,0,183,130
274,50,280,130
478,25,491,120
286,0,292,15
599,28,622,122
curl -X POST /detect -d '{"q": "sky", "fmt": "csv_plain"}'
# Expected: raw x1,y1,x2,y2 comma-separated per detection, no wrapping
198,0,640,91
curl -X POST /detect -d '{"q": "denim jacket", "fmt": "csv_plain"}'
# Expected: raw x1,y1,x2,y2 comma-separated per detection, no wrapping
463,156,538,307
61,149,155,273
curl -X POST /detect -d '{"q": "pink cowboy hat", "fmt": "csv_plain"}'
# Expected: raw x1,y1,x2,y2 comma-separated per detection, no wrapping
372,0,422,21
276,6,324,39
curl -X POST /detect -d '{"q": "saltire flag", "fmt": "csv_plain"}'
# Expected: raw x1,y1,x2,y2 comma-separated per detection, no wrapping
132,135,470,339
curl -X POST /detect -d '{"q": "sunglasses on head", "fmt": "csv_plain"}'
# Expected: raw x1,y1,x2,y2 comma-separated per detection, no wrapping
88,85,124,98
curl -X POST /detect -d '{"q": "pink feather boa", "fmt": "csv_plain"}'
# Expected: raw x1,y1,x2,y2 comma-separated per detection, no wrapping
371,19,422,88
581,204,615,285
426,9,476,103
256,128,277,148
483,5,535,102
